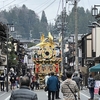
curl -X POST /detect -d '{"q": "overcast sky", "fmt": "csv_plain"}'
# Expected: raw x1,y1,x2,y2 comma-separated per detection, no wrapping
0,0,100,23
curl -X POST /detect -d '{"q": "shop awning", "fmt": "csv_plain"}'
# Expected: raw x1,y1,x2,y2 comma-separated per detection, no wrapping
89,64,100,72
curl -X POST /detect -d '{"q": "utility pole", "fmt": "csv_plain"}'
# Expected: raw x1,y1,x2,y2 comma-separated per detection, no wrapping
61,0,64,75
66,0,79,73
6,24,14,92
65,1,80,99
74,0,79,73
61,0,67,75
6,24,9,92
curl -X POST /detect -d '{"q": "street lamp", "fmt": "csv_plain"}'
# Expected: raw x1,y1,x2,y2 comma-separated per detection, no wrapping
92,5,100,16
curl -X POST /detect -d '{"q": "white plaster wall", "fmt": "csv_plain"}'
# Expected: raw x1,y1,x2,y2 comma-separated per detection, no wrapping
87,40,92,57
92,28,96,52
96,27,100,57
87,34,92,57
87,34,91,39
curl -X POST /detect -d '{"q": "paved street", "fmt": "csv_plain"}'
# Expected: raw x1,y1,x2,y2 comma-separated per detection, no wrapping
0,88,100,100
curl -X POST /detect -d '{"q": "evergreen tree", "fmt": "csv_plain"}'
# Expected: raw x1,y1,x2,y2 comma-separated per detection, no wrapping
0,5,96,39
54,7,95,36
40,11,48,36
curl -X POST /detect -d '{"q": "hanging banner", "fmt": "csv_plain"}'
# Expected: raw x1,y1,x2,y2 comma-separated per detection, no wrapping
35,64,39,73
55,64,59,73
94,80,100,94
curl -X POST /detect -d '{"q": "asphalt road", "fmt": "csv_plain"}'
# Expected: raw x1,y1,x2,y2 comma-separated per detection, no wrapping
0,88,100,100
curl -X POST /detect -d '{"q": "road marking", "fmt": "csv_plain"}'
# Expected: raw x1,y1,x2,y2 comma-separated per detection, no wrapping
80,92,90,98
5,95,10,100
0,92,6,97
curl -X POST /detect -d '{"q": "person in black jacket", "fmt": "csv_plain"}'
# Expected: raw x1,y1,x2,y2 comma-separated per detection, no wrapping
88,74,95,100
0,73,5,91
10,73,16,90
72,73,82,90
10,76,38,100
47,72,59,100
55,74,61,99
72,73,82,99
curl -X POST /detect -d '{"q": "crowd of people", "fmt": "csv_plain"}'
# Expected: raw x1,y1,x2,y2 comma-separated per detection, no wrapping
43,71,84,100
0,71,40,92
0,72,20,91
44,71,96,100
9,75,38,100
0,70,97,100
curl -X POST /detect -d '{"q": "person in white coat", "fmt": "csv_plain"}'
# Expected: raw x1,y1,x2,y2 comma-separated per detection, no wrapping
45,73,50,86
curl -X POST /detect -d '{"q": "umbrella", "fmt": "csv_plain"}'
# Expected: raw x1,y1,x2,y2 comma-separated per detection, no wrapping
89,64,100,72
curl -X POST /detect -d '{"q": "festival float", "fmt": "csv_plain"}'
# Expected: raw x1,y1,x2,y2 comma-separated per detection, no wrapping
33,32,61,88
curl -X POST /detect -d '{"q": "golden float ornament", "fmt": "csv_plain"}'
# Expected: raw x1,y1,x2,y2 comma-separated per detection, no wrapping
42,47,53,59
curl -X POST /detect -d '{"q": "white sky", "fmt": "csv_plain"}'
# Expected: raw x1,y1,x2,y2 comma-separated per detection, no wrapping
0,0,100,23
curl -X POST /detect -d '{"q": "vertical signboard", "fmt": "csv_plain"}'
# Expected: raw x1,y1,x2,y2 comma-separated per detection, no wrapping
94,80,100,94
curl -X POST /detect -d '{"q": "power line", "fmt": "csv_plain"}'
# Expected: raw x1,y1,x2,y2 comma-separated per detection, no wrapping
0,0,28,11
47,18,55,22
0,0,11,3
56,0,61,17
37,0,56,14
0,0,16,10
34,0,51,11
54,0,61,23
48,18,54,21
88,0,91,9
16,0,27,5
48,0,62,23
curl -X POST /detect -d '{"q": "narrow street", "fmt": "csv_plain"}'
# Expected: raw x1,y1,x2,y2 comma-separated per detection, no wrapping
0,88,99,100
0,1,100,100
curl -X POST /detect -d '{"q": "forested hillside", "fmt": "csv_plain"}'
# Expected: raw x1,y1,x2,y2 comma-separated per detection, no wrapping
67,7,95,35
54,7,95,37
0,5,95,39
0,5,48,39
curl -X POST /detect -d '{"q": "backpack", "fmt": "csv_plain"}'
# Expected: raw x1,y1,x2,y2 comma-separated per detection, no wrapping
88,78,95,88
10,75,16,83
